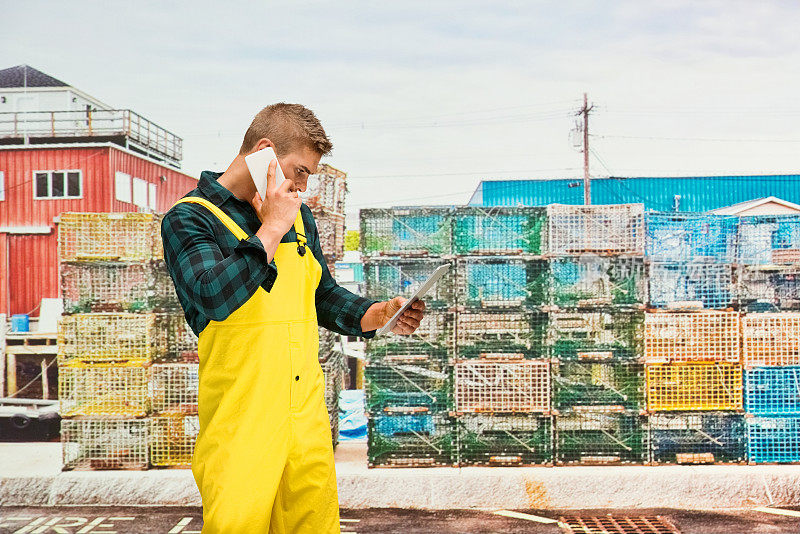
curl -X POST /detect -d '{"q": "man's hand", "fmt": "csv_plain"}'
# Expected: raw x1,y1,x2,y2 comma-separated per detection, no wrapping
361,297,426,335
250,159,302,261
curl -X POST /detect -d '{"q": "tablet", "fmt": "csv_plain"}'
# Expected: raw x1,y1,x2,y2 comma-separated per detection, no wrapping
377,264,450,336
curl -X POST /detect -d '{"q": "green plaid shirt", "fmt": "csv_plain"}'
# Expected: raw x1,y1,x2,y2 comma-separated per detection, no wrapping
161,170,377,338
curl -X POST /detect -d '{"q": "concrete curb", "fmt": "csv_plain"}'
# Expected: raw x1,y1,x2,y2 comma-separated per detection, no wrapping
2,443,800,509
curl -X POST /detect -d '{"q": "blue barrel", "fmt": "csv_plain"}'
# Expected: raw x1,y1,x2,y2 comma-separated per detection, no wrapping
10,314,29,333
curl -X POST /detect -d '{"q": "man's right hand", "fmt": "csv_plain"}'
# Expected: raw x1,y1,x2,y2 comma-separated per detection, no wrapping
250,158,301,261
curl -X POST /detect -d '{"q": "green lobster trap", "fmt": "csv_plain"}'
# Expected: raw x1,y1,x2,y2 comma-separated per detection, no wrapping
548,256,646,309
365,309,454,363
555,412,648,465
548,311,643,361
456,414,552,466
364,257,456,308
360,207,453,256
367,413,456,467
452,206,546,255
553,361,645,413
454,257,548,308
455,309,548,359
365,361,451,415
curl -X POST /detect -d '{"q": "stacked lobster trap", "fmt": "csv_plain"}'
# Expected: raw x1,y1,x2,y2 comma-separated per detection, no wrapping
57,212,199,470
546,204,648,465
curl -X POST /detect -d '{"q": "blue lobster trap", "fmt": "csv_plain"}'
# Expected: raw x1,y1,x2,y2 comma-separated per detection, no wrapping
455,257,548,308
549,256,646,309
650,412,746,464
745,366,800,416
648,262,735,310
747,416,800,463
452,206,546,255
738,215,800,266
645,213,738,263
367,413,455,467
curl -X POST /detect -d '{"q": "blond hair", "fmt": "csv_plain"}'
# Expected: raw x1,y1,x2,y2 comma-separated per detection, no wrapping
238,103,333,157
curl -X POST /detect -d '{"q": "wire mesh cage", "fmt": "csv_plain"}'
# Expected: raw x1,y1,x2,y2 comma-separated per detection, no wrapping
739,266,800,312
549,256,646,309
318,326,337,362
60,260,179,314
314,211,346,261
58,313,162,363
149,363,198,415
149,414,199,467
58,212,160,262
738,215,800,265
645,212,738,263
360,207,453,256
553,362,645,413
747,416,800,463
649,412,746,464
367,413,455,467
364,258,456,308
152,213,164,260
455,257,548,308
61,417,149,470
453,360,550,414
546,204,645,256
302,163,347,215
365,309,455,362
743,313,800,366
643,311,741,363
155,313,199,363
452,206,546,255
456,310,548,360
646,363,743,411
648,263,736,310
548,311,643,361
322,351,346,413
745,366,800,415
455,414,553,466
555,412,648,465
58,361,151,418
365,361,450,415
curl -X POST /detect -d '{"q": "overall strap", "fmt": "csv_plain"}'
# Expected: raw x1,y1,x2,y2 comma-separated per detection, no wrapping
293,209,307,247
173,197,249,241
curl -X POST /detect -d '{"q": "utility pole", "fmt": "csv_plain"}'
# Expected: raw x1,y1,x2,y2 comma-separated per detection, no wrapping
579,93,594,205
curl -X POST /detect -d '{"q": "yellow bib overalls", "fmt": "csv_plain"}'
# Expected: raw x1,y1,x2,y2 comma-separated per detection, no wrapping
172,197,340,534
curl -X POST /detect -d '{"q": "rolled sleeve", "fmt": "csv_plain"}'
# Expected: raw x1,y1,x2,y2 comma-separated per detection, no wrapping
235,235,278,293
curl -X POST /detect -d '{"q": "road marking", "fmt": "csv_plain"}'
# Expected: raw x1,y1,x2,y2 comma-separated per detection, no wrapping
754,506,800,518
340,518,361,522
493,510,559,524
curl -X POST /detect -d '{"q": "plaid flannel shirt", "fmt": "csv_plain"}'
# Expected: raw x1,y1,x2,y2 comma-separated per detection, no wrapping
161,170,377,338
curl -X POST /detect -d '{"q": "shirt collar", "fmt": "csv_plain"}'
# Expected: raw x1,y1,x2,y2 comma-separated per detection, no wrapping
198,170,235,206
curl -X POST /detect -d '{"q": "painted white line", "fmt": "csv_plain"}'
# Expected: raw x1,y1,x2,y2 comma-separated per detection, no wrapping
754,506,800,518
340,518,361,522
493,510,558,524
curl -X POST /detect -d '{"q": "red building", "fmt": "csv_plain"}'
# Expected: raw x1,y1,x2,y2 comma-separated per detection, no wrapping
0,65,198,316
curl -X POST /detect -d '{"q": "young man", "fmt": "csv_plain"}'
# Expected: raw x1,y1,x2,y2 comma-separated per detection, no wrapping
161,103,425,533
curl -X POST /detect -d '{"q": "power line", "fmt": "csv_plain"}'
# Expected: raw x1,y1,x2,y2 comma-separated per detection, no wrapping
347,167,581,180
591,134,800,143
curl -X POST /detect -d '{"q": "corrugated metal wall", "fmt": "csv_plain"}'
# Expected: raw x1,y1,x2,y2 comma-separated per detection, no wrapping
474,175,800,211
0,144,198,316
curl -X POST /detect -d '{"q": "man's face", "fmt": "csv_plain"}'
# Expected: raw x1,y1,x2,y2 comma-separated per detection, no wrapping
277,144,321,193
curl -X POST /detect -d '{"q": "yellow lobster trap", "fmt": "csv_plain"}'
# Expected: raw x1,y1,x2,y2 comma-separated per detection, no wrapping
149,414,199,467
59,360,151,417
58,313,164,363
646,362,743,411
58,212,162,262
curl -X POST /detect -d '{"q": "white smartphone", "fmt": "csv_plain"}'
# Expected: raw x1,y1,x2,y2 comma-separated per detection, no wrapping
377,264,450,336
245,146,286,200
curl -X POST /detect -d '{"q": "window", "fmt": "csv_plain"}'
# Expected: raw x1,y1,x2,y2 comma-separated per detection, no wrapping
115,171,132,203
33,170,82,199
148,183,157,211
0,171,4,201
132,177,147,208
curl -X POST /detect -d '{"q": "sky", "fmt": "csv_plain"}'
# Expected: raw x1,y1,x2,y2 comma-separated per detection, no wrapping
3,1,800,227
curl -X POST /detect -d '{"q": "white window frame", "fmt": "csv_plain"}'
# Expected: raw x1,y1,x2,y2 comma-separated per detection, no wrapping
115,171,132,203
0,171,4,201
132,177,147,208
32,169,83,200
148,182,157,211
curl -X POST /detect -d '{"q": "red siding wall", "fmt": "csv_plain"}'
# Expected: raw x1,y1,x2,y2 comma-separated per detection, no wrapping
0,144,198,316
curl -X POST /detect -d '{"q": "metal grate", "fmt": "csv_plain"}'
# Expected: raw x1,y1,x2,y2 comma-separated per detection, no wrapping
648,262,735,310
737,214,800,265
456,309,548,359
360,207,453,256
559,515,680,534
739,265,800,312
58,212,160,262
742,313,800,366
645,212,738,263
549,311,643,361
549,256,646,309
646,363,743,411
547,203,645,256
365,257,456,308
452,206,546,255
453,360,550,414
455,256,548,308
644,311,740,364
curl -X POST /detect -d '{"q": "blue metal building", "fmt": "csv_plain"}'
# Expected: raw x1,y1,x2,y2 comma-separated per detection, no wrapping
469,175,800,212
